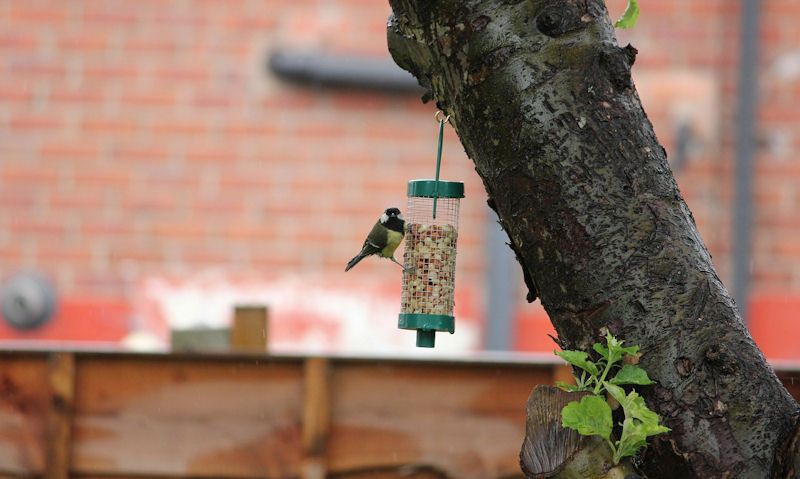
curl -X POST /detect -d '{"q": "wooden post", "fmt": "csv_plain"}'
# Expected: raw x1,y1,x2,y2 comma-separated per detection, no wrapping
45,352,75,479
231,305,268,352
301,358,331,479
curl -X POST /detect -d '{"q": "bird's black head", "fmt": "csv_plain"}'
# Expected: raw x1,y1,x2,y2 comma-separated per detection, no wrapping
380,207,404,232
385,207,401,217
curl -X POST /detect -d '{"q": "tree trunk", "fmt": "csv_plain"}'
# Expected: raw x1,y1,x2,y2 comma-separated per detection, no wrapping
386,1,800,477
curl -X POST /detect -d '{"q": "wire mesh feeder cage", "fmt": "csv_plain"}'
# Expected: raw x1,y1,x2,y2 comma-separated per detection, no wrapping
399,179,464,347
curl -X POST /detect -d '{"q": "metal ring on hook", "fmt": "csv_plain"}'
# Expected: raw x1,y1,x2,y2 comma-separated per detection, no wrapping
434,111,451,124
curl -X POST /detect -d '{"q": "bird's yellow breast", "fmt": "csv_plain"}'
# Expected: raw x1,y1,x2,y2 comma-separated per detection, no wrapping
380,229,403,258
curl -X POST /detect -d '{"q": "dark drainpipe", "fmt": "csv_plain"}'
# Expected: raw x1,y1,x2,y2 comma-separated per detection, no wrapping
732,0,761,324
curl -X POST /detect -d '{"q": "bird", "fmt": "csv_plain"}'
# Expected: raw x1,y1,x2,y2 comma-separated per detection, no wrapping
345,207,406,272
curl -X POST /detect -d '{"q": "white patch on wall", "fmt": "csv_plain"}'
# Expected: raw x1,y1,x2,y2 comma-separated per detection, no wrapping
134,271,479,356
771,51,800,82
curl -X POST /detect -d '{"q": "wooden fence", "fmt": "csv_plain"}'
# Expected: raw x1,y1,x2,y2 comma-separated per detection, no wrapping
0,350,797,479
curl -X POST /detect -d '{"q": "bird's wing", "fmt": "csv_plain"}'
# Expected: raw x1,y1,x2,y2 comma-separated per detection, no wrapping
361,221,388,254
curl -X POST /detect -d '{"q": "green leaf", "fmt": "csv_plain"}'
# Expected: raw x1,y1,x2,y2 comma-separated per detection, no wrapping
609,364,654,386
555,350,599,376
604,332,639,365
593,342,609,360
605,382,670,463
615,417,650,461
604,382,662,424
556,381,589,392
615,0,640,29
604,382,628,405
616,416,671,462
561,395,613,440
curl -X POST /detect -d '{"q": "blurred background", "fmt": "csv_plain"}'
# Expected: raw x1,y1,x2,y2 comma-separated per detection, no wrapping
0,0,798,360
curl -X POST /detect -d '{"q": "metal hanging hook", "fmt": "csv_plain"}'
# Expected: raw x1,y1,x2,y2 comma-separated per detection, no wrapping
434,110,451,124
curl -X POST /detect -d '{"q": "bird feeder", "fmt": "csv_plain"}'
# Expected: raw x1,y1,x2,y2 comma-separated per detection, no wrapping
399,179,464,347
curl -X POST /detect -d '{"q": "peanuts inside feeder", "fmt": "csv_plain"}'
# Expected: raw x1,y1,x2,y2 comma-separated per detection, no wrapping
399,179,464,348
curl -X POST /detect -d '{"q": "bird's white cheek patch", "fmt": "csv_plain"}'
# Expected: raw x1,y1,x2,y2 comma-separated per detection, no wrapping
380,213,389,223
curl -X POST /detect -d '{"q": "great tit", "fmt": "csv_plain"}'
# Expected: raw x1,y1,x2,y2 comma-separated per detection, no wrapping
345,207,405,271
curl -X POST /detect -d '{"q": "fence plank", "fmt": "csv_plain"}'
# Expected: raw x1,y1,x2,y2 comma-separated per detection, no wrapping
301,358,332,479
46,352,76,479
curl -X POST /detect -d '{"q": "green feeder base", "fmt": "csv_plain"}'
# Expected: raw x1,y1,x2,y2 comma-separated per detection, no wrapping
398,313,455,349
416,330,436,348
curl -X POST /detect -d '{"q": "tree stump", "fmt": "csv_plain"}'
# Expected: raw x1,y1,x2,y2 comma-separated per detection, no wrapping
521,385,634,479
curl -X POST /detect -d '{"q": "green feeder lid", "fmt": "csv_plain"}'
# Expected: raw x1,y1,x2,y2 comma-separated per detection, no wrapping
407,179,464,199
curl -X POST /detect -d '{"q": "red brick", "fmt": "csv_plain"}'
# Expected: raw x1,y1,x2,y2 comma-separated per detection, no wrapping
191,92,235,108
222,121,279,137
0,33,39,51
262,93,317,109
329,92,390,111
184,145,237,163
76,220,130,237
124,38,177,54
9,114,63,130
41,142,99,159
364,123,426,141
225,222,276,240
294,122,348,139
51,87,106,104
193,198,244,216
775,240,800,257
83,9,139,26
36,244,94,263
153,13,208,27
0,84,32,103
218,172,272,190
179,246,230,265
136,169,198,189
0,244,23,261
224,14,277,30
3,166,60,183
57,33,109,52
759,106,800,122
112,144,170,162
123,192,177,211
151,221,207,239
0,189,40,209
120,91,177,107
73,169,131,188
150,119,209,135
109,243,163,262
48,191,105,210
9,6,68,24
8,58,66,77
84,64,139,80
10,218,65,236
154,66,210,82
82,117,140,134
72,274,131,298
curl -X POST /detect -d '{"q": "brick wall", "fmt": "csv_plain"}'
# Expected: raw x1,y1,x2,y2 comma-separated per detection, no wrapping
0,1,798,355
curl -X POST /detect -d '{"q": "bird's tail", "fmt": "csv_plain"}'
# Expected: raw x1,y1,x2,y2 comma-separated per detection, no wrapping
345,253,366,272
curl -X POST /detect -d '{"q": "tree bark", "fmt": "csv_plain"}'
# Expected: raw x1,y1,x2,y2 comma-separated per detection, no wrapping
386,1,800,477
